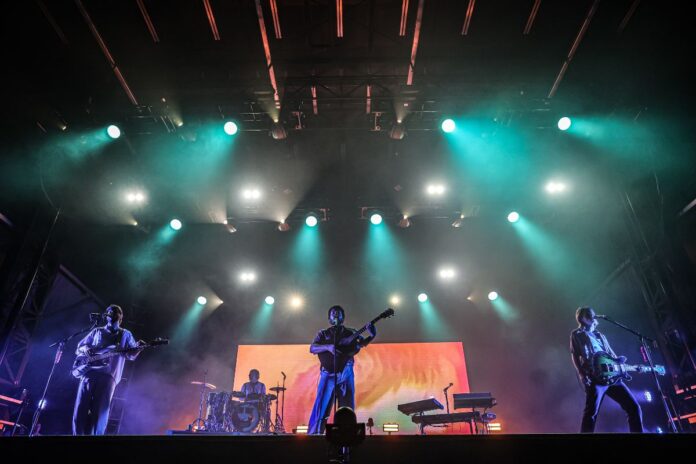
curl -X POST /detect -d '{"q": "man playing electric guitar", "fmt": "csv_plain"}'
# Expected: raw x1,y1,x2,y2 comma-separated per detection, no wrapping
72,305,145,435
307,305,377,434
570,306,643,433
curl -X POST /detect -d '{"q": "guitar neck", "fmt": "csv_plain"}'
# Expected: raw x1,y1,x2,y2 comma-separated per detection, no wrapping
89,346,141,362
625,365,658,373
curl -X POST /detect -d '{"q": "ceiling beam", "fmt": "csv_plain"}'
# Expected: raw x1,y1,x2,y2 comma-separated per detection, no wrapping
74,0,138,106
269,0,283,39
136,0,160,43
618,0,640,35
202,0,221,41
254,0,281,113
406,0,425,86
547,0,600,99
37,0,69,45
399,0,409,36
461,0,475,36
336,0,343,38
523,0,541,35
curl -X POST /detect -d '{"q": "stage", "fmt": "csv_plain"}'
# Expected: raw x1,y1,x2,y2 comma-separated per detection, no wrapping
3,433,695,463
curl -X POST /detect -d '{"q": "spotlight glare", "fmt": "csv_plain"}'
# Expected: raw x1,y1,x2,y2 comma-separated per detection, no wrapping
305,215,318,227
418,293,428,303
224,121,239,135
370,213,383,225
441,119,456,133
265,296,275,305
197,296,207,305
389,295,401,306
426,184,446,196
290,295,304,309
439,268,456,280
557,117,571,131
107,125,121,139
398,215,411,228
169,219,182,230
507,211,520,223
545,181,567,194
278,220,291,232
488,291,499,301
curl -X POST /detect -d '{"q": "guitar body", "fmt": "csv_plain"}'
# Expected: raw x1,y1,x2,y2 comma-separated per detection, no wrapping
590,351,629,386
317,308,394,372
589,351,666,386
72,346,114,378
72,338,168,379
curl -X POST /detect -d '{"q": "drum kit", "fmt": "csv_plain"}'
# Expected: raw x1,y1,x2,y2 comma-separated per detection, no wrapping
189,374,287,434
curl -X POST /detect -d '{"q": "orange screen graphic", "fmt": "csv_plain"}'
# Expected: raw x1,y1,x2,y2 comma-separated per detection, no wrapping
234,342,470,434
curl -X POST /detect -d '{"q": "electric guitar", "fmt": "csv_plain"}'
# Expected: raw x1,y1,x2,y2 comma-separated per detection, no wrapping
72,338,169,379
318,308,395,371
589,351,666,386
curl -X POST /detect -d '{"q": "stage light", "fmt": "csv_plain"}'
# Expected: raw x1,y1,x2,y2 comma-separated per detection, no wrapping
545,181,567,194
125,190,146,204
418,293,428,303
239,272,257,283
107,124,121,139
38,399,48,410
426,184,446,196
383,423,399,434
389,122,406,140
438,268,456,280
398,215,411,228
265,296,275,305
224,121,239,135
507,211,520,223
305,214,318,227
290,295,304,309
197,296,207,305
169,219,182,230
271,121,287,140
452,214,465,228
487,422,502,432
441,118,456,133
488,291,499,301
242,188,262,200
293,424,309,434
278,220,290,232
644,391,653,403
370,213,383,225
225,223,237,233
389,294,401,306
557,117,571,131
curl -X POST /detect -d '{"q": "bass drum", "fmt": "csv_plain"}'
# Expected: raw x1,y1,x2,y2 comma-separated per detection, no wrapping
230,402,260,433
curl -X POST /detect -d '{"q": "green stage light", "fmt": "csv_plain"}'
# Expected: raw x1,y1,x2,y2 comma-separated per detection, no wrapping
557,117,571,131
265,296,275,305
441,119,456,133
197,296,207,305
305,214,318,227
224,121,239,135
507,211,520,223
418,293,428,302
107,125,121,139
488,291,499,301
370,213,383,225
170,218,182,230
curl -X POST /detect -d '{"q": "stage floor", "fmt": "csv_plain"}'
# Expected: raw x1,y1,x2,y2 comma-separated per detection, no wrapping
2,433,695,463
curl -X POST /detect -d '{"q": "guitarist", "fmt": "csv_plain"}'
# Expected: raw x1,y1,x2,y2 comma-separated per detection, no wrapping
570,306,643,433
307,305,377,434
72,305,145,435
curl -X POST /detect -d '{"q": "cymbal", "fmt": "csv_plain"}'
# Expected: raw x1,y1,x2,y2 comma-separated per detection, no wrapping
269,387,287,392
190,381,216,390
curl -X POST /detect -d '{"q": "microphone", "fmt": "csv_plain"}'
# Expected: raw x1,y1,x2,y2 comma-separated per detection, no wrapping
281,371,286,379
444,382,453,392
595,315,608,320
89,313,104,322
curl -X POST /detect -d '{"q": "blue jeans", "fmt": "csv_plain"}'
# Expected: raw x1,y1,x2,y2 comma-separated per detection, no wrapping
308,363,355,434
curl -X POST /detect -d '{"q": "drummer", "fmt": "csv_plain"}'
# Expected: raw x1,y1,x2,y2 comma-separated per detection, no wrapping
240,369,266,399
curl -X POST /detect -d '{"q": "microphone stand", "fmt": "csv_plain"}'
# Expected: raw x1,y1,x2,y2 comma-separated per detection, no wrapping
599,315,679,433
30,320,98,436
